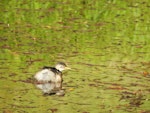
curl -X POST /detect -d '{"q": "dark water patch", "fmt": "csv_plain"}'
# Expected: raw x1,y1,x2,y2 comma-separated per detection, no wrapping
0,76,7,80
0,37,8,42
0,96,5,100
129,75,143,79
77,62,105,67
26,58,43,64
8,103,37,108
82,112,89,113
3,109,13,113
48,108,58,113
0,67,10,71
106,85,127,91
70,102,91,106
9,72,17,77
130,83,149,88
120,90,145,108
146,89,150,92
12,77,35,84
1,45,11,49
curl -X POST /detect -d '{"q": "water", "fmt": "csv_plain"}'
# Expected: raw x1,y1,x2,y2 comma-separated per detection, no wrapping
0,0,150,113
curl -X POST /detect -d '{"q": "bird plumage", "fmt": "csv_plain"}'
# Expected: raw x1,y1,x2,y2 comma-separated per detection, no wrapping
34,62,70,96
34,67,62,83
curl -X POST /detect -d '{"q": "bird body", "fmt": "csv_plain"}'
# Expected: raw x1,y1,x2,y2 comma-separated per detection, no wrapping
35,67,62,83
34,62,70,96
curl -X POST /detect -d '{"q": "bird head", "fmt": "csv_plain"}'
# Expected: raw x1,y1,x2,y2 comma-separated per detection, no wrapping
55,62,71,71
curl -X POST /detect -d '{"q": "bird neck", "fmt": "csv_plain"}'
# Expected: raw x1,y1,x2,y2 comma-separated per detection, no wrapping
55,68,63,72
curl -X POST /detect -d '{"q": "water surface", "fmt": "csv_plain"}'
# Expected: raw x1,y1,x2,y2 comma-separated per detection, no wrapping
0,0,150,113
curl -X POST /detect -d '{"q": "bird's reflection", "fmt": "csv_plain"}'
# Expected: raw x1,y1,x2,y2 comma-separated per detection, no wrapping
35,82,64,95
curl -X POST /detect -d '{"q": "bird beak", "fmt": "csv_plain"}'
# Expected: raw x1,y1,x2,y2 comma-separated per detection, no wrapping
65,67,71,70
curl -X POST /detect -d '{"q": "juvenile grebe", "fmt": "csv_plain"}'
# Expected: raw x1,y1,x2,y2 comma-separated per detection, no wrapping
34,62,70,96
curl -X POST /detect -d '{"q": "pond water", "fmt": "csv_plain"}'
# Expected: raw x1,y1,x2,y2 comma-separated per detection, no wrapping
0,0,150,113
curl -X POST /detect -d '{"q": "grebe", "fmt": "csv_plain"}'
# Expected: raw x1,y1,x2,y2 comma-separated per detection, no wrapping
34,62,70,96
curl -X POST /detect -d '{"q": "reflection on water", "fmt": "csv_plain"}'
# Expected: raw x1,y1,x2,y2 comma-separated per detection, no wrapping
0,0,150,113
35,82,65,96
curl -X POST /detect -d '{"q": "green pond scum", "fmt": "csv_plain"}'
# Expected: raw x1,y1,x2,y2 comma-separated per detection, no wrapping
0,0,150,113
